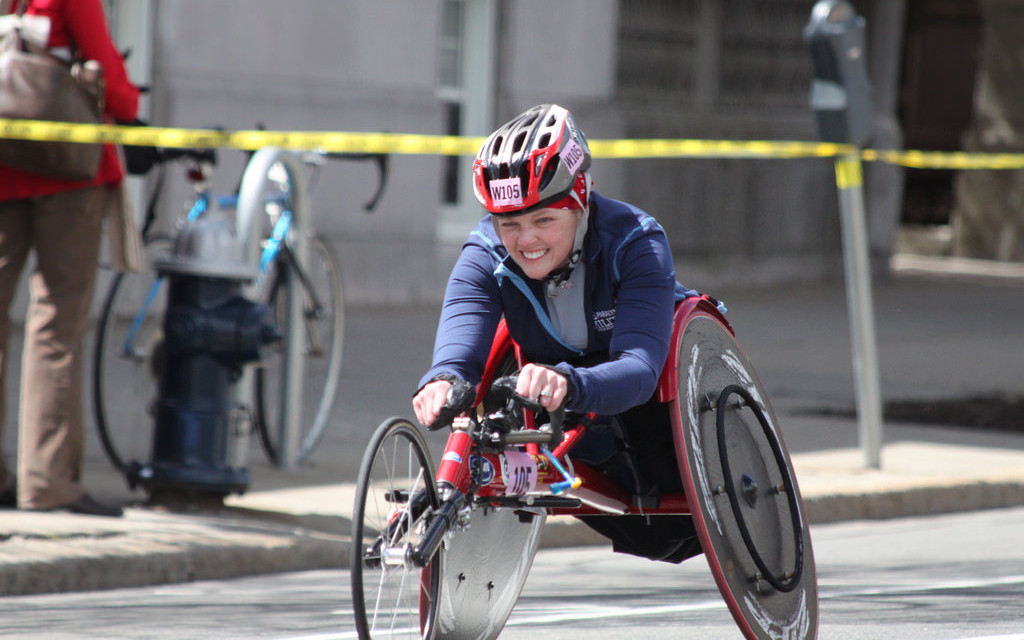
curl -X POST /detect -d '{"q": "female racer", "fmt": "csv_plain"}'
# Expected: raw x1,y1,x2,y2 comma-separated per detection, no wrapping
414,103,716,562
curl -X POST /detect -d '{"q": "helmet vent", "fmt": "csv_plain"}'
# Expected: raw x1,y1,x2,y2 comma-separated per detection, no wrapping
546,114,557,127
538,159,558,194
538,133,551,148
513,132,528,153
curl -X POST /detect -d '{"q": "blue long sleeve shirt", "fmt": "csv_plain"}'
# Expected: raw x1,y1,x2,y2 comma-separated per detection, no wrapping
419,192,699,416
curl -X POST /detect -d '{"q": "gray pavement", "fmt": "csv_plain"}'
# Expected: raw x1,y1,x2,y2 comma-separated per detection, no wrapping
3,259,1024,596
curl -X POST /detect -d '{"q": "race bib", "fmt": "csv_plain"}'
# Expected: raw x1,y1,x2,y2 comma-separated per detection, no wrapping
489,177,523,207
561,139,585,175
500,451,538,496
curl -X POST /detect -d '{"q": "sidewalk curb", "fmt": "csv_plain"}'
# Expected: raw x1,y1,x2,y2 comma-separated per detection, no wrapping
0,509,345,597
801,480,1024,524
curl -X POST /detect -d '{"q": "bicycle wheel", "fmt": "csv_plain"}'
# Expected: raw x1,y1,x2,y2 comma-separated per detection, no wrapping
351,417,441,640
254,233,345,465
673,309,818,640
435,505,545,640
91,236,174,477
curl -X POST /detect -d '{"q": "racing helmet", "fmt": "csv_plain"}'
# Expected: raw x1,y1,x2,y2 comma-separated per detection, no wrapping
473,104,592,215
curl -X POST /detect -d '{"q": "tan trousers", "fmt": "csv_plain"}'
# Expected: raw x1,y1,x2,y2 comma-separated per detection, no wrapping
0,185,108,509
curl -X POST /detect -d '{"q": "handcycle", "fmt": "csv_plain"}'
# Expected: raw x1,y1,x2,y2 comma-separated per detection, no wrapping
91,143,389,481
350,294,818,639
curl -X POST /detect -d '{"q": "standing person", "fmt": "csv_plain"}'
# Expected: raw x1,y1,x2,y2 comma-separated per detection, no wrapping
414,104,717,562
0,0,141,516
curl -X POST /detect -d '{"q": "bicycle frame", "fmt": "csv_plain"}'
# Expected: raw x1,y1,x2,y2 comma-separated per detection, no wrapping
119,189,210,356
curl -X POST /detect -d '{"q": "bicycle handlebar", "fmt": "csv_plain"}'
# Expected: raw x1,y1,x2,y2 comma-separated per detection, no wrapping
426,374,567,448
156,147,217,166
320,152,390,212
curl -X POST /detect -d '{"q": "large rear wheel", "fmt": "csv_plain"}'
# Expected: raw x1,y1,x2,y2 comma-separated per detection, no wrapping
673,309,818,639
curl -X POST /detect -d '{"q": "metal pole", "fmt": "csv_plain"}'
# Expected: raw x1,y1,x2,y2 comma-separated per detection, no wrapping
834,152,883,468
236,147,310,469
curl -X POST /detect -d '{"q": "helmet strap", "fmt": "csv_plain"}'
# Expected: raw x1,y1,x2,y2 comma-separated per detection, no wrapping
545,181,590,298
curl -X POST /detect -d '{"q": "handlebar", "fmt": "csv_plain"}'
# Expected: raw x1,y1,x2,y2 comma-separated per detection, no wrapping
426,374,567,448
156,147,217,166
306,151,390,212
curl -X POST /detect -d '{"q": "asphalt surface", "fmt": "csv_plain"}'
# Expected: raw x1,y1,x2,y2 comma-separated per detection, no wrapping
2,256,1024,596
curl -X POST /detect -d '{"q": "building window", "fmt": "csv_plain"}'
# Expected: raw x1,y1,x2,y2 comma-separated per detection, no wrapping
440,0,466,205
442,102,462,204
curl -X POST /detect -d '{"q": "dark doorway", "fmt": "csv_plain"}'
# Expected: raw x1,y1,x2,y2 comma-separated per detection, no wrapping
898,0,982,226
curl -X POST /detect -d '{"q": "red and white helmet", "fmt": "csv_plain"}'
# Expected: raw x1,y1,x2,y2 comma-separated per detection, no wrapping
473,104,592,215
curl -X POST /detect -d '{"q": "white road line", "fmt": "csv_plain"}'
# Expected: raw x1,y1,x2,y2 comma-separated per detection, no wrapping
819,574,1024,600
275,574,1024,639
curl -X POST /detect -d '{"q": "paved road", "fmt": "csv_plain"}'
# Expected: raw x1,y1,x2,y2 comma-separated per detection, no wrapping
2,506,1023,639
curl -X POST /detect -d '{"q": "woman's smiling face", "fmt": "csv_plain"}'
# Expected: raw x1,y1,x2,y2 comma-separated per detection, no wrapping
494,207,583,280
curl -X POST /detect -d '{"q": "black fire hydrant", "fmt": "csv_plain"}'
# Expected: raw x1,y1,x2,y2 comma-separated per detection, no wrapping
134,213,279,505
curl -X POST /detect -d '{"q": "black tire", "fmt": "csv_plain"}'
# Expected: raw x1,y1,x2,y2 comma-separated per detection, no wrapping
91,236,174,478
351,418,441,640
674,309,818,640
254,234,345,465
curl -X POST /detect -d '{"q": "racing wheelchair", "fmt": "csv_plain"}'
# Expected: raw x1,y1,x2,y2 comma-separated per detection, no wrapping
350,294,818,639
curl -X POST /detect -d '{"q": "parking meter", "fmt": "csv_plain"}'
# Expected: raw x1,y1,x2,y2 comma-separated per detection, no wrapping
804,0,873,146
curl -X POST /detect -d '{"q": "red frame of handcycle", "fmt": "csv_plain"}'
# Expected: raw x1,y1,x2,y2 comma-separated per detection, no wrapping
433,294,730,518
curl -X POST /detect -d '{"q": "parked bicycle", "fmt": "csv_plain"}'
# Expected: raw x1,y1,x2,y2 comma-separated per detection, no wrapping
91,144,389,482
350,295,818,640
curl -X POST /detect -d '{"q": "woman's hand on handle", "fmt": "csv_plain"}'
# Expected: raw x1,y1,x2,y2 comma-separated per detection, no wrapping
515,364,569,412
413,380,452,427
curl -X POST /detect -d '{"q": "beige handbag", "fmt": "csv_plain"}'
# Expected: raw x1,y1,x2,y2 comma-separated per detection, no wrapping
0,0,104,180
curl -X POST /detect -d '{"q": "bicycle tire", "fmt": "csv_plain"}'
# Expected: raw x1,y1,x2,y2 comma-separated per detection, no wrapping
91,236,174,478
254,233,345,465
673,309,818,640
351,417,441,640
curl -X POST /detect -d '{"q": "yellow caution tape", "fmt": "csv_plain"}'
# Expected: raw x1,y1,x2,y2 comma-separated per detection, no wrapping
2,118,1024,169
859,148,1024,170
834,154,864,190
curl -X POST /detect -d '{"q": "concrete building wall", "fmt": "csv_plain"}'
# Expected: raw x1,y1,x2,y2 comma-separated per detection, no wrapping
104,0,906,307
145,0,454,305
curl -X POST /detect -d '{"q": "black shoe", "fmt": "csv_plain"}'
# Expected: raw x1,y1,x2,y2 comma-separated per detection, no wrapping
62,494,124,518
0,485,15,509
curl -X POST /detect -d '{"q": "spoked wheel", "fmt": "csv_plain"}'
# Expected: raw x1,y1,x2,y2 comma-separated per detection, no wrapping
673,308,818,639
91,236,174,479
254,233,345,465
351,418,441,640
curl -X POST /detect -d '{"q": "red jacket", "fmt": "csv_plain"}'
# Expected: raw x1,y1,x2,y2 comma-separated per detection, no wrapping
0,0,140,201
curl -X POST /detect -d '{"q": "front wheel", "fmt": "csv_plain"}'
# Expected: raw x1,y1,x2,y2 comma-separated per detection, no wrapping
351,418,441,640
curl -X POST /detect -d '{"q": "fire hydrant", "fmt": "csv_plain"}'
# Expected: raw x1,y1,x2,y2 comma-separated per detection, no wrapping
134,212,279,506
